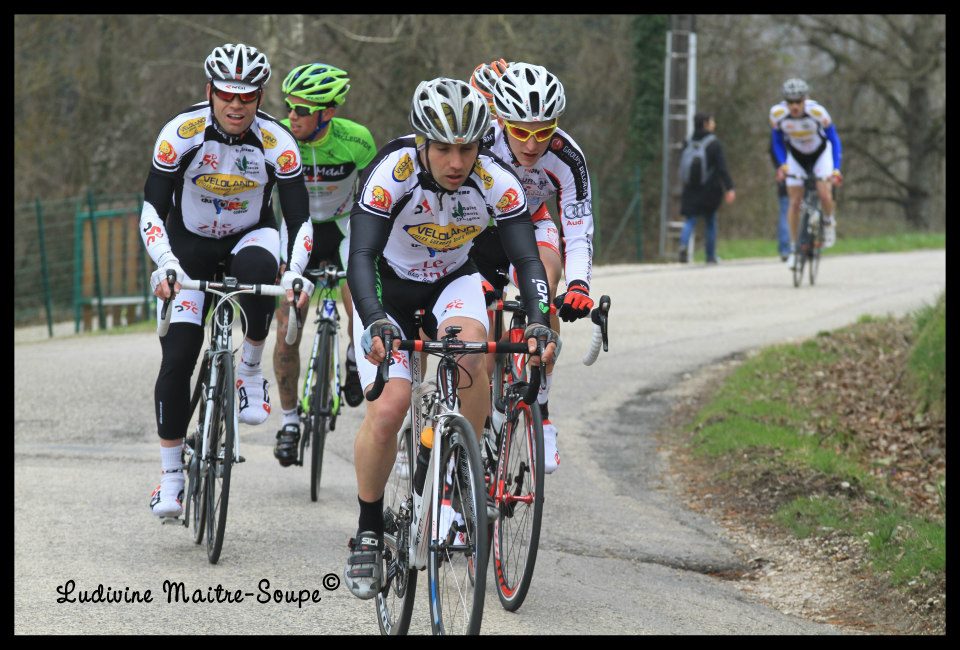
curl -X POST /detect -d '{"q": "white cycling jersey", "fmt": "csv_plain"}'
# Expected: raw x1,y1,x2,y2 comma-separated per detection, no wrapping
483,121,594,288
768,99,834,155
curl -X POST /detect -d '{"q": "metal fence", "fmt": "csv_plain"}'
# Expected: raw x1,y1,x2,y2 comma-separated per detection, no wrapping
15,192,153,337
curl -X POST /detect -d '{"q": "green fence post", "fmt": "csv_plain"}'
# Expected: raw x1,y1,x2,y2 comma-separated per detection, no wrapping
87,190,106,330
35,199,55,338
634,164,643,261
73,202,84,333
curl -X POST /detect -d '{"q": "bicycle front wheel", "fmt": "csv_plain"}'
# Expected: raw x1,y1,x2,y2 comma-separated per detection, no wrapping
309,323,334,501
205,353,234,564
189,358,210,544
376,423,417,635
428,417,488,635
809,223,821,286
493,396,544,611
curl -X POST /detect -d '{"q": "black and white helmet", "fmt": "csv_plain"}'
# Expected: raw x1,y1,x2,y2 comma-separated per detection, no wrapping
782,78,809,101
205,43,272,93
409,78,490,144
492,62,566,122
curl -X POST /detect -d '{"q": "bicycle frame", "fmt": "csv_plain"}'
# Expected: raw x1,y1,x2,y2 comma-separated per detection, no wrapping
299,266,346,420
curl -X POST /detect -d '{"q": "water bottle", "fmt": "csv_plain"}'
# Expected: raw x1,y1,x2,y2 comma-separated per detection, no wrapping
413,425,433,496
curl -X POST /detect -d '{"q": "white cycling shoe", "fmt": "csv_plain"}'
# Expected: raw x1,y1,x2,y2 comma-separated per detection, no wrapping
149,481,184,518
237,372,271,425
822,219,836,248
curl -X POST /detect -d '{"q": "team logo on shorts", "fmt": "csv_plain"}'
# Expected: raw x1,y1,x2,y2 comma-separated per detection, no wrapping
393,153,414,181
156,140,178,165
277,150,299,174
370,186,392,210
177,116,206,139
495,188,520,213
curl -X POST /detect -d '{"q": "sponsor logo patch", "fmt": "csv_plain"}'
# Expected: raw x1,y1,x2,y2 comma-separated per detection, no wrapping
260,128,277,149
563,201,592,219
201,153,219,170
177,116,206,139
403,222,481,251
550,137,563,151
392,153,414,181
200,196,250,214
277,150,299,174
234,155,260,175
192,173,259,197
156,140,177,165
495,188,521,213
369,186,392,210
473,160,494,189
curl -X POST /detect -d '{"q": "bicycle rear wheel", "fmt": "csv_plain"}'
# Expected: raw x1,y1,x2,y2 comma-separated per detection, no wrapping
376,423,417,635
205,353,234,564
428,417,488,635
309,323,334,501
493,396,544,611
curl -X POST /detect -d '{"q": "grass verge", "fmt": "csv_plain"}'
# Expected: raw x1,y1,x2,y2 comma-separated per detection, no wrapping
689,231,945,262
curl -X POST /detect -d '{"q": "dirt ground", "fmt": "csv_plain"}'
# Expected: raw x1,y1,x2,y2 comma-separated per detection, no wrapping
658,325,945,635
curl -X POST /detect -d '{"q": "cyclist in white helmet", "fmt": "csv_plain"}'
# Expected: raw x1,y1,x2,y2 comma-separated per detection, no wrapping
143,43,313,519
271,63,377,467
769,77,844,269
477,61,596,475
342,77,559,600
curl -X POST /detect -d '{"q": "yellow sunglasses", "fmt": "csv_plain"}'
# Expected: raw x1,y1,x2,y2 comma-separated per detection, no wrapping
503,120,558,143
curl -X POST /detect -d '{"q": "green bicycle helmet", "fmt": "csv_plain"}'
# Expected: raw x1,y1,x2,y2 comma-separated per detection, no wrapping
281,63,351,106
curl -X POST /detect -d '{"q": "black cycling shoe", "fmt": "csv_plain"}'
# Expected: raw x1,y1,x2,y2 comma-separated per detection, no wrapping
273,423,300,467
343,358,364,408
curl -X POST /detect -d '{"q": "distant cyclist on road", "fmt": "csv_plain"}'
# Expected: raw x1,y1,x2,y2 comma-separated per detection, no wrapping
769,77,843,271
271,63,376,468
144,43,313,518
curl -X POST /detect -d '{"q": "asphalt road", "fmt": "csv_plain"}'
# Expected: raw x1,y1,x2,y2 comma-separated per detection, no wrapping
14,250,945,634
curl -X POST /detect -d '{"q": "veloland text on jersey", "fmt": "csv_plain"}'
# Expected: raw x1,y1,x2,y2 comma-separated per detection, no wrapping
55,577,341,608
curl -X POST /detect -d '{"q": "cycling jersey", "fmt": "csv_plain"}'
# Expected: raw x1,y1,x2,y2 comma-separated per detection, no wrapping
769,99,842,171
481,121,595,289
347,135,551,330
141,102,312,275
281,116,376,223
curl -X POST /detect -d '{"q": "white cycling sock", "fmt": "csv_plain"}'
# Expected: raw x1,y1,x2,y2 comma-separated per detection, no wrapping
240,340,264,375
538,371,553,405
282,407,298,427
159,445,184,495
161,445,183,475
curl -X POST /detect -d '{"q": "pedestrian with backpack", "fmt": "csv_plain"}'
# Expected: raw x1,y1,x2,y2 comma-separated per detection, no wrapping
677,112,735,264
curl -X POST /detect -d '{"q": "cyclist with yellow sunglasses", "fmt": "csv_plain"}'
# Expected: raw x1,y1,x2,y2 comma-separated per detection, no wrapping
475,62,595,475
271,63,377,467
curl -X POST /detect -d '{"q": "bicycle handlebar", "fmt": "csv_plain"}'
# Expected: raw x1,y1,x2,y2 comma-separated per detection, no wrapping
156,276,295,339
582,294,611,366
364,338,543,405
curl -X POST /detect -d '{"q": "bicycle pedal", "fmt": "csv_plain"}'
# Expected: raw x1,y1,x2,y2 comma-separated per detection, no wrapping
237,455,246,464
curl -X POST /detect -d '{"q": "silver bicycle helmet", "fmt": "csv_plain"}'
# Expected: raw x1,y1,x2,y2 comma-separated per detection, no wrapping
782,78,809,101
205,43,272,93
491,62,566,122
409,78,490,144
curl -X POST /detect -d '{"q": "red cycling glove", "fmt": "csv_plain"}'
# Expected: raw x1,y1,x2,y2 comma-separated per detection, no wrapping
554,280,593,322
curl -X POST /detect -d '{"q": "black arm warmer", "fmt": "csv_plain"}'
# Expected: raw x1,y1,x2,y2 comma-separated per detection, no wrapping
276,175,310,263
143,169,176,223
347,209,392,327
497,214,550,327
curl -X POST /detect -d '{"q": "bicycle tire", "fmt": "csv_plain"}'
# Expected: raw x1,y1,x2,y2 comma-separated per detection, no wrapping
189,357,211,544
809,218,821,286
493,396,544,611
376,423,418,635
793,211,809,288
310,322,334,501
205,353,234,564
427,417,488,635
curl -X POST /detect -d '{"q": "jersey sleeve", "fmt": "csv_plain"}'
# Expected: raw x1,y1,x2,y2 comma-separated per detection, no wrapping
768,103,788,129
355,125,377,171
548,132,594,289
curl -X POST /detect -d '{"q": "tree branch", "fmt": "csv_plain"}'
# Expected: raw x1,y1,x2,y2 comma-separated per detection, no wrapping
846,143,913,192
804,15,910,70
317,15,407,43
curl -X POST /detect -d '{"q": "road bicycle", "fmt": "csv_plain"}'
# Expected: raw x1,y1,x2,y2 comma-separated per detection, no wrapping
292,264,348,501
370,316,542,635
790,175,825,288
156,270,296,564
483,292,611,611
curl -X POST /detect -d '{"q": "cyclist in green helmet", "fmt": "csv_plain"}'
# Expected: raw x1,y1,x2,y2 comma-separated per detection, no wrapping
272,63,377,467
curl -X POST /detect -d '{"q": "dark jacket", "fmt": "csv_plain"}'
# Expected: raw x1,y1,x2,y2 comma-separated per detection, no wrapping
680,128,734,216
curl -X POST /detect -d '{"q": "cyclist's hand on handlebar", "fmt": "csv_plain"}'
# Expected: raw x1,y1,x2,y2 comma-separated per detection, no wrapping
281,270,314,310
553,280,593,322
524,323,561,366
361,318,401,364
150,262,186,300
481,279,502,306
831,169,843,187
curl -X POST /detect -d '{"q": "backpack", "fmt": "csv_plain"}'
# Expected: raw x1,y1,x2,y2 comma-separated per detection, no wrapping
678,134,717,187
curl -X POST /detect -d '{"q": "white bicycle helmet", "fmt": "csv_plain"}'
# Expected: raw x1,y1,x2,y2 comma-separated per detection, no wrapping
205,43,272,93
491,62,566,122
782,78,809,101
409,78,490,144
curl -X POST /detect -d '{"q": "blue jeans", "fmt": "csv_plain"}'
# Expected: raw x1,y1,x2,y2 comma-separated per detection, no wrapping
680,212,717,261
777,194,790,257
